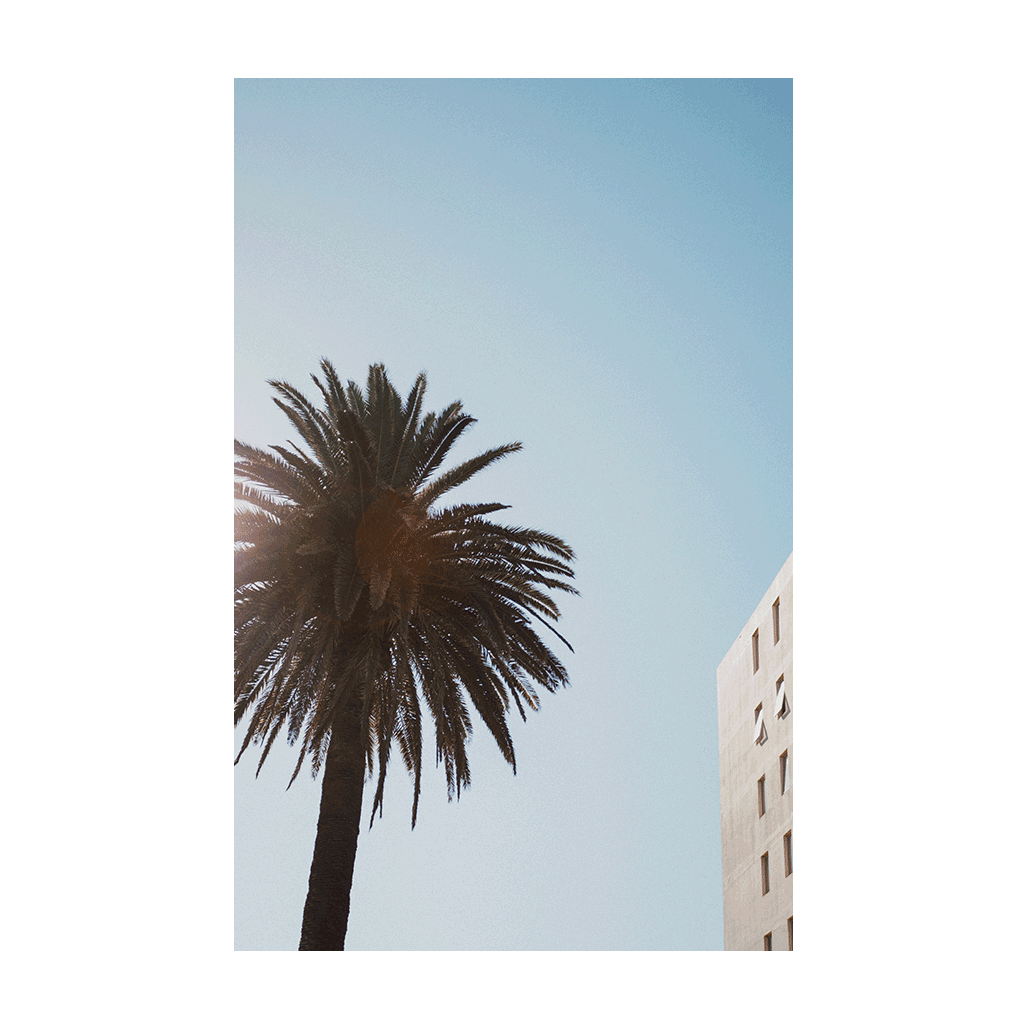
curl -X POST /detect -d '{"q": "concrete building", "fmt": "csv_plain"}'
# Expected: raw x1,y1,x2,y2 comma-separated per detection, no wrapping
717,554,793,950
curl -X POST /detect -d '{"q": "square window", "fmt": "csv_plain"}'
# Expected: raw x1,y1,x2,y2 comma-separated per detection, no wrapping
780,750,790,794
761,851,770,895
764,932,773,951
757,776,766,817
788,916,793,951
752,629,759,673
783,831,793,876
772,598,781,644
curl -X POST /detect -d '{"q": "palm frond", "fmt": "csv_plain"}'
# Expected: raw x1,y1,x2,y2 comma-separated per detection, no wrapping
235,360,577,829
417,443,523,509
410,406,476,488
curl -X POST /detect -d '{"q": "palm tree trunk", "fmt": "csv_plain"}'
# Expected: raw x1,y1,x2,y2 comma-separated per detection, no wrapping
298,689,365,950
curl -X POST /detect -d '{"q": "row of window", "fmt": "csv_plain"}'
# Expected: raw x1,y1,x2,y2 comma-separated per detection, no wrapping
757,750,790,815
755,594,789,951
753,676,789,745
764,916,793,951
760,832,793,894
751,596,782,673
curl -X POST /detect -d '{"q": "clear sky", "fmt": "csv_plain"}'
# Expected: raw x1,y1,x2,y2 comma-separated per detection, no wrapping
8,7,1021,1018
234,78,792,951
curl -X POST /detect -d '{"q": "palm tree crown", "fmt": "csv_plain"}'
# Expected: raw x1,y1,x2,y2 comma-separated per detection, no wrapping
235,361,577,831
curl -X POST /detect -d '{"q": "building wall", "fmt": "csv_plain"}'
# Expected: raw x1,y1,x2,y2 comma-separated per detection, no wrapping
717,554,793,951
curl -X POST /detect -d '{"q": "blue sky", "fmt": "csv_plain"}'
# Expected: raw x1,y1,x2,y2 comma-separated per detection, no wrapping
5,6,1020,1019
235,78,792,950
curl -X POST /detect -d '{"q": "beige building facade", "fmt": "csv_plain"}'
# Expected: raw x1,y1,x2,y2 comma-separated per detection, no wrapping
717,553,793,950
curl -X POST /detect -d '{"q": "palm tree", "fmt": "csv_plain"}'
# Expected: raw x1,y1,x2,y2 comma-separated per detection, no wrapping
235,361,577,950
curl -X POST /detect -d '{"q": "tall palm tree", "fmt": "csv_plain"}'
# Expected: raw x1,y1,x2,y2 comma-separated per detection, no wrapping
235,361,577,950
